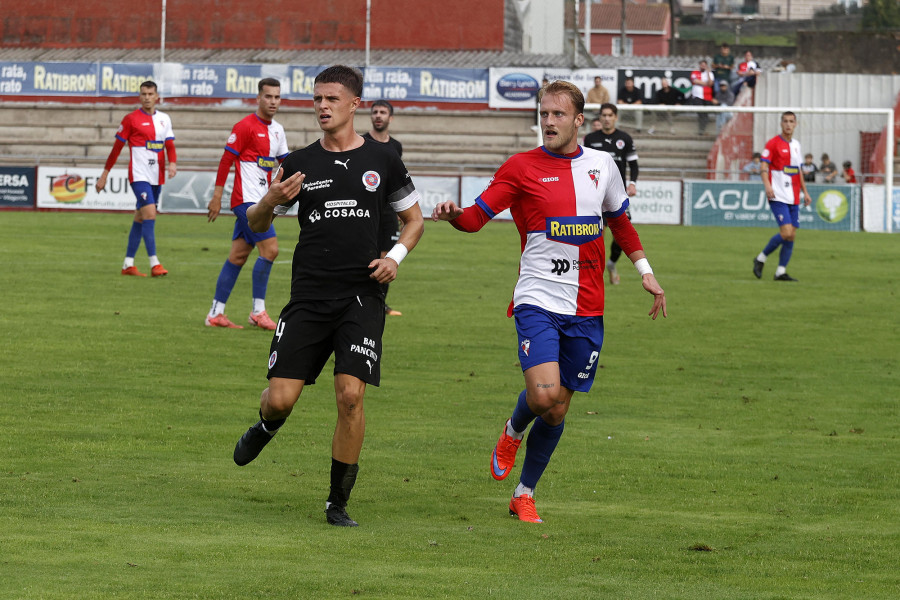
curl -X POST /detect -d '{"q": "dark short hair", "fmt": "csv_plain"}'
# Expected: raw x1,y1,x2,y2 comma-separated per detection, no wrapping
843,161,852,168
721,42,730,48
139,80,157,92
258,77,280,93
372,99,394,115
314,65,363,98
599,102,617,116
752,152,761,159
782,111,796,119
821,153,830,160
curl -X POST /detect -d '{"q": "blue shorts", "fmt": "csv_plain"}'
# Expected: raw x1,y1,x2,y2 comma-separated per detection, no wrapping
131,181,160,209
513,304,604,393
770,202,800,228
232,202,276,246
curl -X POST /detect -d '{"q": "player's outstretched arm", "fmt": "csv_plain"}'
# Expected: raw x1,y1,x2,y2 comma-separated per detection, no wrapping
247,169,304,233
369,203,425,284
431,201,464,221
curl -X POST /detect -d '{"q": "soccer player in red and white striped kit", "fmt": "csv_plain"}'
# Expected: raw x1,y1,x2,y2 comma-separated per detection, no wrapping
205,78,289,329
96,81,176,277
432,80,667,523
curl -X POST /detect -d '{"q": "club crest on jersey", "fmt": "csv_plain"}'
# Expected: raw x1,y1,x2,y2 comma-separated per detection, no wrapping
362,170,381,192
588,169,602,189
520,339,531,356
616,139,625,150
546,216,602,246
268,351,278,369
227,133,237,144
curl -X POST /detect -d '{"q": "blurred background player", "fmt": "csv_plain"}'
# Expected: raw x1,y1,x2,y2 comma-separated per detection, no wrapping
362,99,404,316
432,80,666,523
753,111,811,282
205,78,289,329
95,81,176,277
582,103,639,285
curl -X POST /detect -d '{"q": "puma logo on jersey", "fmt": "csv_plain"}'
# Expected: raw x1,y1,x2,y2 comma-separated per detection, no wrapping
334,159,350,170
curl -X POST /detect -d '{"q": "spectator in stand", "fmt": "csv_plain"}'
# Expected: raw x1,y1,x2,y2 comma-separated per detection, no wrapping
617,77,644,132
800,153,818,183
586,76,610,108
733,51,761,96
713,80,735,133
742,152,762,181
648,77,683,135
712,43,735,89
689,60,715,135
841,161,857,183
820,153,838,183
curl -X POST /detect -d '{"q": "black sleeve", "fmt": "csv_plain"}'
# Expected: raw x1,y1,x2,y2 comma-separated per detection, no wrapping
628,160,639,183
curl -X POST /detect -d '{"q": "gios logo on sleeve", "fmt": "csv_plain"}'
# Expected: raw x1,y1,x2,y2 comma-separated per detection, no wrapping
545,216,602,246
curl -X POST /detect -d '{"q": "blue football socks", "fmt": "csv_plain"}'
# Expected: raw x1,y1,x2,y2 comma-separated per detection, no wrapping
141,219,157,257
778,240,794,267
252,257,274,301
762,232,783,257
510,390,538,434
214,260,242,304
126,221,142,258
519,417,565,490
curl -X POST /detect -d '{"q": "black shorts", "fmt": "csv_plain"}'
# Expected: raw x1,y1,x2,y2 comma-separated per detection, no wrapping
267,295,386,386
379,207,400,254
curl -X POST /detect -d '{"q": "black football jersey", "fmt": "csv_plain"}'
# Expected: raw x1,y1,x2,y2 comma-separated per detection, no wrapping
582,129,638,185
279,138,417,301
362,132,403,158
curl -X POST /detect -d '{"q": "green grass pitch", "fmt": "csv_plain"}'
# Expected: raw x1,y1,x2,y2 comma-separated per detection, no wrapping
1,211,898,599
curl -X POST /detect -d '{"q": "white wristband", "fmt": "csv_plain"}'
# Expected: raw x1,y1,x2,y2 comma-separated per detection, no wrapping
635,258,653,276
385,243,408,265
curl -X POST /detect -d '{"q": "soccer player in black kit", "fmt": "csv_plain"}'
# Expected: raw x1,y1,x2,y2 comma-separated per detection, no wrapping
363,99,404,316
582,103,638,285
231,65,425,527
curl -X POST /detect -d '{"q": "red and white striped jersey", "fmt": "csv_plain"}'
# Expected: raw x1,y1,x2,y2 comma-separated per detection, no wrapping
222,114,289,208
761,135,803,205
468,146,633,316
115,108,175,184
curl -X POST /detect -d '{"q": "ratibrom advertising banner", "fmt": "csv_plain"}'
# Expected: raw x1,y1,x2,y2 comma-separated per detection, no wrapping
0,166,36,209
629,180,681,225
0,61,489,104
684,181,860,232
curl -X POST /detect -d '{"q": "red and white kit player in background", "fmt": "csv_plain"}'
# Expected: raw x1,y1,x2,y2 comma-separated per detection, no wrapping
96,80,176,277
432,80,667,523
205,78,289,330
752,111,811,282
